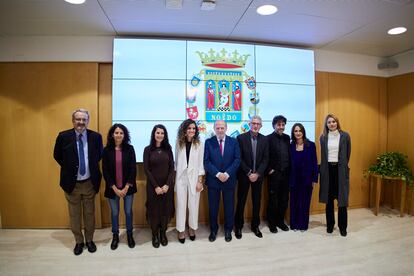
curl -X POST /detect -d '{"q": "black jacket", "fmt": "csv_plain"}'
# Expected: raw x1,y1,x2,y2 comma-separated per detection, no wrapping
102,144,137,199
53,128,103,194
267,132,291,173
237,131,269,180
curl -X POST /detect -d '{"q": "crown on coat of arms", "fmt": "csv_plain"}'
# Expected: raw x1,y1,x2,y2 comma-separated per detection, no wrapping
196,48,250,69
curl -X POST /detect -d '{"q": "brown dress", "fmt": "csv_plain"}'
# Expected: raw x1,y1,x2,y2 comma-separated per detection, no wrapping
143,146,175,233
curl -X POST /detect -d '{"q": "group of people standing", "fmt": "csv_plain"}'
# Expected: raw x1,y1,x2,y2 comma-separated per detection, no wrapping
54,109,351,256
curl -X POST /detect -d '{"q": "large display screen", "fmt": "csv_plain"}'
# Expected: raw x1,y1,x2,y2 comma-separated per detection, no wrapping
113,38,315,162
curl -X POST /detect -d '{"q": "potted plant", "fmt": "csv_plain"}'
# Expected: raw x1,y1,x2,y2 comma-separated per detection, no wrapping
366,152,414,187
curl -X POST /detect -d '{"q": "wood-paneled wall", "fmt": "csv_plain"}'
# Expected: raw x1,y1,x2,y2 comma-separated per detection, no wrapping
387,72,414,215
0,62,100,228
0,62,409,228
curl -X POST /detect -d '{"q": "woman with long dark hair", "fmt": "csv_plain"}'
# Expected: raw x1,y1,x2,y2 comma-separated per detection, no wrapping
289,123,318,232
143,124,175,248
175,119,205,243
102,123,137,250
319,114,351,237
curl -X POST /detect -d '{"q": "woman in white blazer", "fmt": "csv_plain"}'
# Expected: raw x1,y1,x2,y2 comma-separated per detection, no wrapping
175,119,205,243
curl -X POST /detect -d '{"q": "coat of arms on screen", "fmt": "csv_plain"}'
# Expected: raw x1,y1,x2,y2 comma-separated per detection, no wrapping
189,48,252,123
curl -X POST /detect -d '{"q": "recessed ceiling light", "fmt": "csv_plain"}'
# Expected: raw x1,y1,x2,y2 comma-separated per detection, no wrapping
257,5,278,16
64,0,86,4
387,27,407,35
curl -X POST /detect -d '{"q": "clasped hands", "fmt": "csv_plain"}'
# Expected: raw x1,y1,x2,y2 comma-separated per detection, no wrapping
217,172,229,183
248,172,260,183
155,185,169,195
112,184,130,198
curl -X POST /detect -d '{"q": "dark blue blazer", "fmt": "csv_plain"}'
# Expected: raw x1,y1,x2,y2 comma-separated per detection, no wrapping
204,135,241,190
53,128,103,193
289,141,318,188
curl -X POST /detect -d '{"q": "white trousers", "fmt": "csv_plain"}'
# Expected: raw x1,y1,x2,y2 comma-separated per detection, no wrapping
175,171,201,232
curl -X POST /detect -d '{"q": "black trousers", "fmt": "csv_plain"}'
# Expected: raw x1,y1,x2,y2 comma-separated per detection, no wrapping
235,176,263,230
267,171,289,227
326,163,348,231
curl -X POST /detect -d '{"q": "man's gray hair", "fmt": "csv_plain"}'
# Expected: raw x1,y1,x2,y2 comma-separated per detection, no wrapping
250,115,262,123
72,108,90,121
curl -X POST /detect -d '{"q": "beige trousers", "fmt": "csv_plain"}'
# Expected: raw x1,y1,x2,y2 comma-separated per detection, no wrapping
64,180,96,244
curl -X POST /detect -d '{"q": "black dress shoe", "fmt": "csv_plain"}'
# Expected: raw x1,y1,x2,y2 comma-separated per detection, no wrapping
208,232,216,242
327,226,334,234
160,231,168,246
127,233,136,248
252,228,263,238
224,231,232,242
73,242,84,256
235,228,242,239
269,226,278,233
340,229,347,237
110,234,119,250
189,235,196,241
86,241,97,253
152,233,160,248
277,223,289,232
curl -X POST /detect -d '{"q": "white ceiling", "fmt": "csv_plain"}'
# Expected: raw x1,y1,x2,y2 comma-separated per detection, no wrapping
1,0,414,57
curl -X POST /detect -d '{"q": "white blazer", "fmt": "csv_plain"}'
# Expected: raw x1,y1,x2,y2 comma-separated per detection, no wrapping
175,141,205,196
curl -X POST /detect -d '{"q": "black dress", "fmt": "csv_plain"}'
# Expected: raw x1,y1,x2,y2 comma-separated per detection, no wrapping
143,146,175,233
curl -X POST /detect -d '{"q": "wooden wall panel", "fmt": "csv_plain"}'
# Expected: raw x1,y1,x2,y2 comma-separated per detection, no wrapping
387,72,414,215
0,62,99,228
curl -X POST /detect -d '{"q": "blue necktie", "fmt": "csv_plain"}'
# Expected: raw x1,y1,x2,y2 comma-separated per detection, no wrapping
78,133,86,176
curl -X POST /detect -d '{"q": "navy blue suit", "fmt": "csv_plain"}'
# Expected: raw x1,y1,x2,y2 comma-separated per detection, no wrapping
289,141,318,230
204,135,240,233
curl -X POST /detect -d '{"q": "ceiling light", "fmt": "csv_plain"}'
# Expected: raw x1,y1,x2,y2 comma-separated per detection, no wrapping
64,0,86,4
201,0,216,11
387,27,407,35
257,5,278,15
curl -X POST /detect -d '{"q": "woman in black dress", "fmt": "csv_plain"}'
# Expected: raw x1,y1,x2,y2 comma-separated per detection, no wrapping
143,124,175,248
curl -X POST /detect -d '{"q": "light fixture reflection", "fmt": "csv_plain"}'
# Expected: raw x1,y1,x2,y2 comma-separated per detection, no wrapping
64,0,86,4
257,5,278,16
387,27,407,35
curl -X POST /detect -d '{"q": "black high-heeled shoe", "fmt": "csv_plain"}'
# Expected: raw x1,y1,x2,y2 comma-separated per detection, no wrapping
178,232,185,244
189,229,196,241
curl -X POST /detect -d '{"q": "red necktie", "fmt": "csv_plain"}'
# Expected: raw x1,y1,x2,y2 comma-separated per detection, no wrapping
219,139,223,156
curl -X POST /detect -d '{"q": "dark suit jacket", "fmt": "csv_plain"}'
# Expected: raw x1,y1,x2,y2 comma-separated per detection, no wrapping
237,131,269,180
53,128,103,194
203,135,241,190
102,144,137,199
267,132,291,174
289,141,318,188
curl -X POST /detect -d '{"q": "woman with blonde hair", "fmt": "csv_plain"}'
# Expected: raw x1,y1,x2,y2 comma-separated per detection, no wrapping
175,119,205,243
319,114,351,237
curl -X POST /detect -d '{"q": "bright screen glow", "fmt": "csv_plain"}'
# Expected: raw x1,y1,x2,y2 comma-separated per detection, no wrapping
113,38,315,162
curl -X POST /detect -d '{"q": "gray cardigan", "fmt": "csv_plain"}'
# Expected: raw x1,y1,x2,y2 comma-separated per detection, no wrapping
319,131,351,207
